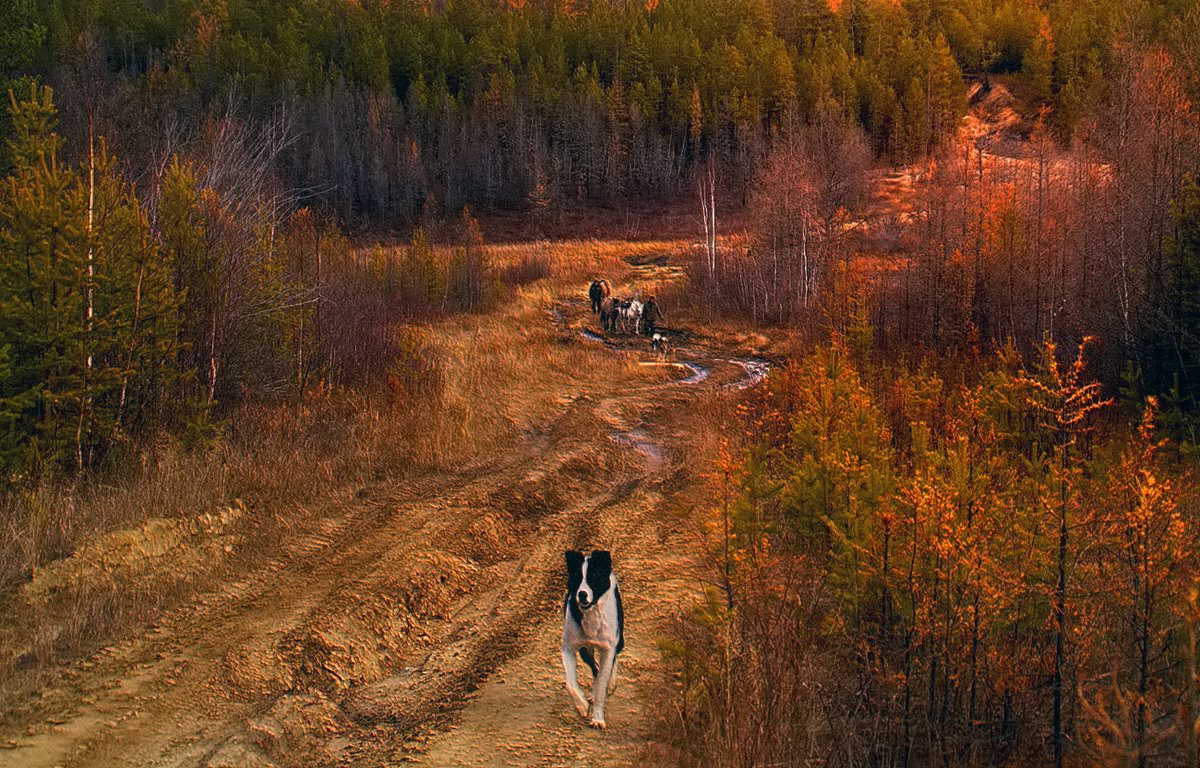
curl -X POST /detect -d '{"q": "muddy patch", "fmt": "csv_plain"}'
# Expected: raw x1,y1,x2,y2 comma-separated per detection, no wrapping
489,471,565,520
216,692,350,768
461,513,513,565
609,431,666,472
674,361,709,385
728,358,770,389
340,554,563,740
240,551,483,705
559,454,616,484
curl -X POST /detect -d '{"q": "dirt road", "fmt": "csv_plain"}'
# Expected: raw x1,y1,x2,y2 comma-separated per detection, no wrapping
0,259,769,768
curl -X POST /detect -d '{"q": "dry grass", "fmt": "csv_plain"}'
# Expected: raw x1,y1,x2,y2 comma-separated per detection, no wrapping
489,237,684,288
0,401,392,684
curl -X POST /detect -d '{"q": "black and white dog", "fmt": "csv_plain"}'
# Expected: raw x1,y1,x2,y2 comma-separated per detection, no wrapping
562,549,624,729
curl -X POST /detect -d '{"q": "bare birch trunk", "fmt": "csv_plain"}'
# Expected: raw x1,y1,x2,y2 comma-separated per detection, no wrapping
78,45,96,469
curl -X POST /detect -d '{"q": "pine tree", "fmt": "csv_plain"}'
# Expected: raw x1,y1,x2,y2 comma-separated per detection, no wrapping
1097,399,1196,765
1023,17,1054,108
158,157,219,406
0,341,33,469
926,33,967,151
0,83,86,472
0,85,183,472
1016,339,1110,768
89,148,180,439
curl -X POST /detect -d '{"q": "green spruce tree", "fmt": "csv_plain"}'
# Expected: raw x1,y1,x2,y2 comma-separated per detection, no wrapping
0,83,86,473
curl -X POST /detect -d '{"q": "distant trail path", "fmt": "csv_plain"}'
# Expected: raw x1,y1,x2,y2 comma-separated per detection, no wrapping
0,266,762,768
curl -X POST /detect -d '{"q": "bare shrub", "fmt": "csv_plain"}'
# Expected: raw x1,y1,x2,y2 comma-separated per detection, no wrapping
497,251,551,287
660,554,856,768
689,109,870,325
318,247,412,388
445,210,492,311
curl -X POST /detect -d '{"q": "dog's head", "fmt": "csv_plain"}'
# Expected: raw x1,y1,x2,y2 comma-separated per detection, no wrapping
565,549,614,611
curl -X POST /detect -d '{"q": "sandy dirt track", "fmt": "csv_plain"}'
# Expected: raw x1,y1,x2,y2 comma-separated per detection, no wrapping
0,269,766,768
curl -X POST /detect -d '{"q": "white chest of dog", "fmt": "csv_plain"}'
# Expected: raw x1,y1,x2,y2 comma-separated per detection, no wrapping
562,549,624,729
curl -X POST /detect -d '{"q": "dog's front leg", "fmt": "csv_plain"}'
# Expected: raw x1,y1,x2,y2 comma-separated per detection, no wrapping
588,646,617,729
562,644,590,717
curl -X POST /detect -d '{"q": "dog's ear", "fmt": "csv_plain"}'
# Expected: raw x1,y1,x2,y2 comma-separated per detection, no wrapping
590,550,612,572
565,550,584,570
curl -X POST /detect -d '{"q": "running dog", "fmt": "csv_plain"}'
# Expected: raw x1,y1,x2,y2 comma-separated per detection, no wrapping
562,549,624,729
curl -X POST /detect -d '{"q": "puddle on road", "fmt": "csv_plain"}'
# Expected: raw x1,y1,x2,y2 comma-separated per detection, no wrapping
728,359,770,389
674,362,709,385
609,431,665,472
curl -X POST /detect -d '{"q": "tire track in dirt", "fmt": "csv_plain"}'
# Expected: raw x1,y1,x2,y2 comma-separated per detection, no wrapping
410,426,693,766
337,482,619,753
335,298,732,766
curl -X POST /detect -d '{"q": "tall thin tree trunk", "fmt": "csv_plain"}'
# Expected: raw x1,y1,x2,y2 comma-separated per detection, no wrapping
315,229,323,385
1035,132,1045,341
78,44,97,469
1136,530,1150,768
1053,451,1068,768
1184,607,1197,768
208,313,219,404
710,158,716,275
700,177,711,279
116,258,145,427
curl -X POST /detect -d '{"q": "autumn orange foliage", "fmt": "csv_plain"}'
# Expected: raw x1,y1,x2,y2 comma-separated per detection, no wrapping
667,336,1199,767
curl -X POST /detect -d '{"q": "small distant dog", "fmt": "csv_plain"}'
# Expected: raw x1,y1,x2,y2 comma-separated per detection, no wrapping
562,549,624,729
651,332,670,358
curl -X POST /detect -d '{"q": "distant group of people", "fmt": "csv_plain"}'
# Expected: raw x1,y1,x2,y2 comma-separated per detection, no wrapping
588,279,663,337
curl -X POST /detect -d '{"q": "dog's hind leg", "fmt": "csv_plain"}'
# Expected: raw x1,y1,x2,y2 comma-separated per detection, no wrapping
562,644,590,718
606,655,619,695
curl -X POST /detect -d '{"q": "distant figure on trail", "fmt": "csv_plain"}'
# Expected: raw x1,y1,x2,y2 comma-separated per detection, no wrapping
588,280,610,313
642,295,662,337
